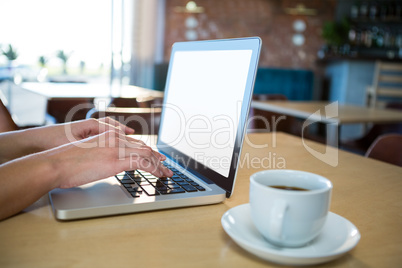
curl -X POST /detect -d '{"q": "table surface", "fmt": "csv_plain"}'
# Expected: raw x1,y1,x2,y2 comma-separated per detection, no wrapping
1,133,401,267
252,101,402,124
20,82,164,99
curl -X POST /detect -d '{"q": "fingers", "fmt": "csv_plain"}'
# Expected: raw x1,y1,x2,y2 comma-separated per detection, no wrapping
124,149,172,178
124,134,147,146
117,135,172,178
98,117,135,135
69,117,135,143
123,135,166,161
99,130,172,178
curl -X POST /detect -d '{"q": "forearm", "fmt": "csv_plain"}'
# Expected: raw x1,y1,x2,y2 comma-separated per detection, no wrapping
0,128,44,164
0,124,73,164
0,129,169,220
0,118,134,164
0,151,58,220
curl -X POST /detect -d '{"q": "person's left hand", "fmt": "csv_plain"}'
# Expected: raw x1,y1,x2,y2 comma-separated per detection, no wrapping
32,117,136,151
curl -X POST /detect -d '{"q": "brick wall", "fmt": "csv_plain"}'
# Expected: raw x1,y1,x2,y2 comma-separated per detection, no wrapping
164,0,336,72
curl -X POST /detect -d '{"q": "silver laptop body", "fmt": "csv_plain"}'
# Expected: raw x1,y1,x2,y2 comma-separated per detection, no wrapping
49,37,261,220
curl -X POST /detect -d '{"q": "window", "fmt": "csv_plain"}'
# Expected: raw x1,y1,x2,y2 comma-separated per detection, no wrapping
0,0,112,83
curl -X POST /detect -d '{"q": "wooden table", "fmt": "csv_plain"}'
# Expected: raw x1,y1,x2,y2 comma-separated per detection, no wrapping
251,101,402,146
20,82,164,100
0,133,401,267
18,82,164,123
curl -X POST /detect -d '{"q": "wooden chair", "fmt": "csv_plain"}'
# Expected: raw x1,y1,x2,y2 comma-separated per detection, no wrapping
136,96,164,108
87,107,162,135
109,97,139,108
47,98,95,123
87,95,164,135
341,102,402,155
365,134,402,167
109,96,163,108
366,61,402,108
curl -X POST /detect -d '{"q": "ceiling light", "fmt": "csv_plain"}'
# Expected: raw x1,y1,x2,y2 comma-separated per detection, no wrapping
174,1,204,13
284,4,317,16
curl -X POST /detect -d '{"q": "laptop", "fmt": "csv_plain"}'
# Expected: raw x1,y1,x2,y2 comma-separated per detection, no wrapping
49,37,261,220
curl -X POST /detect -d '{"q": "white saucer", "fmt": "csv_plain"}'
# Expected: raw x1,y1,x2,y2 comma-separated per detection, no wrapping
221,204,360,266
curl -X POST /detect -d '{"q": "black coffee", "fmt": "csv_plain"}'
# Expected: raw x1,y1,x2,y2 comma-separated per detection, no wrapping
269,185,309,191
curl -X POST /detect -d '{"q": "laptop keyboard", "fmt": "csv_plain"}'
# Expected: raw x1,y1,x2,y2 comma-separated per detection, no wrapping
115,163,206,198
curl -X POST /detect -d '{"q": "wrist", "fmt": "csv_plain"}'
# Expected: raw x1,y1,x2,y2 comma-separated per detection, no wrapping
40,146,69,189
32,152,60,191
0,150,58,220
26,124,69,151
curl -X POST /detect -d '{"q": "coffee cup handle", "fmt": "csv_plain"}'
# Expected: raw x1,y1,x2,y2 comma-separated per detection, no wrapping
270,199,288,241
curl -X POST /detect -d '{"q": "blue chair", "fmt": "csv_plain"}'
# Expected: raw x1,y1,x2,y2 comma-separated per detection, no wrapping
253,67,314,100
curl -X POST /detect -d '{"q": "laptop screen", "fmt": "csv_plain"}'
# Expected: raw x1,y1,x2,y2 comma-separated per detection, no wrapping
157,38,261,196
159,49,252,177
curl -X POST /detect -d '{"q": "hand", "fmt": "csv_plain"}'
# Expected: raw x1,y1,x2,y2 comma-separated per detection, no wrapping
40,117,135,151
48,130,173,189
0,123,171,220
0,117,137,165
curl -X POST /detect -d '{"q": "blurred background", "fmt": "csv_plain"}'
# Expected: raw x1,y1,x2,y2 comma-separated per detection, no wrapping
1,0,401,149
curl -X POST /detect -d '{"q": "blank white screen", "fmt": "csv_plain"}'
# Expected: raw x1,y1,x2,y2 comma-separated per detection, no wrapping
159,50,252,177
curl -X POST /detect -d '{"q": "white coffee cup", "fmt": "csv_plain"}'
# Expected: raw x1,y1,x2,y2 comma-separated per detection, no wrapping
250,169,332,248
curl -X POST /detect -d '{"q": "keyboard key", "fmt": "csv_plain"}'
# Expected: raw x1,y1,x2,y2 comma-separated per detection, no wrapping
159,188,186,195
121,168,204,198
156,186,168,191
182,185,197,192
127,186,142,192
130,175,143,180
126,172,142,179
161,180,174,184
167,184,182,189
163,182,179,188
177,181,190,186
137,181,151,186
125,170,139,177
141,185,160,196
133,177,148,183
153,181,167,187
117,173,131,178
129,191,142,198
195,186,206,191
120,178,135,184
